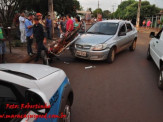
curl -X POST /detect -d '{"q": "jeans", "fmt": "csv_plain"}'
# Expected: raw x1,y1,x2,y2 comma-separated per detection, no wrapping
26,36,33,54
47,27,52,39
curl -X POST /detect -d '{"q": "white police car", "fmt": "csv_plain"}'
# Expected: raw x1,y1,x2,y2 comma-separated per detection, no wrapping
147,28,163,90
0,63,73,122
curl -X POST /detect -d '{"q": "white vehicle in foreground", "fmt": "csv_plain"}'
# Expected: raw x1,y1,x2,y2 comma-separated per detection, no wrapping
147,28,163,89
0,63,73,122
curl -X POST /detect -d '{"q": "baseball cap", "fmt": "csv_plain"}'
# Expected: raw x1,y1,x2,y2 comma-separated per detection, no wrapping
36,13,42,16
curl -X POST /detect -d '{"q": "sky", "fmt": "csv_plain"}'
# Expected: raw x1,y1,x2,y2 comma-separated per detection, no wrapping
78,0,163,12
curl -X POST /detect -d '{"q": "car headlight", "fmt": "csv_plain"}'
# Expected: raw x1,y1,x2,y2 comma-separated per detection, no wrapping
92,44,108,51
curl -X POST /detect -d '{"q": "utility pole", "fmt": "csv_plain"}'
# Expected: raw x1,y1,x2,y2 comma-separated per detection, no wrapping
48,0,54,39
98,0,100,9
136,0,141,29
112,5,115,13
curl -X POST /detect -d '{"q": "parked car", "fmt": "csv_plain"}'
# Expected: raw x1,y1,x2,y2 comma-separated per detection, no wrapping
0,63,73,122
71,20,138,63
147,28,163,89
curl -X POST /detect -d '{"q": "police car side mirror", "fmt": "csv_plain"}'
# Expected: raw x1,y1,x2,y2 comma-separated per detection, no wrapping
150,32,155,38
25,89,50,115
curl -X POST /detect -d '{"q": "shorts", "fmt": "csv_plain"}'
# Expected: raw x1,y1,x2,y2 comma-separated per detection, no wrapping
0,41,6,54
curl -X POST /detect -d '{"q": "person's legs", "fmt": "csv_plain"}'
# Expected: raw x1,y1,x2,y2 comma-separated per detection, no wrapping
48,27,52,39
20,29,26,43
29,38,33,54
23,29,26,43
27,37,33,55
20,29,23,43
35,41,42,62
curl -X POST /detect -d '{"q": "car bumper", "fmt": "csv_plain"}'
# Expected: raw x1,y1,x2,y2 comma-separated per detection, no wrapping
74,48,110,61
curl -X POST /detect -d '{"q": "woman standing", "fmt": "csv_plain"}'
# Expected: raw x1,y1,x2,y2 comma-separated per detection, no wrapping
74,16,81,29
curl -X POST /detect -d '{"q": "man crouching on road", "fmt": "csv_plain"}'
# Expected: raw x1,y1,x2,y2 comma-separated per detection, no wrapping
33,17,47,62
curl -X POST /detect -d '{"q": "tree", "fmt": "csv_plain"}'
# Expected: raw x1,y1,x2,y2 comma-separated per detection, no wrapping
103,10,111,19
53,0,81,16
93,8,102,17
0,0,24,27
88,8,92,13
0,0,81,28
112,0,160,24
136,0,141,28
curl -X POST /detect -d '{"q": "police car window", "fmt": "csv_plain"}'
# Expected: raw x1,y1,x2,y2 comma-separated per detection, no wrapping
126,23,132,32
0,84,23,122
0,85,16,99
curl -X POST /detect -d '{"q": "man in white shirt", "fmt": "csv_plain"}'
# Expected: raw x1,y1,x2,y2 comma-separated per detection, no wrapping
19,11,26,43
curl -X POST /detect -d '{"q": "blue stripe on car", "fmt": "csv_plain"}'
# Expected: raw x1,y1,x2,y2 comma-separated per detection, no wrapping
34,77,69,122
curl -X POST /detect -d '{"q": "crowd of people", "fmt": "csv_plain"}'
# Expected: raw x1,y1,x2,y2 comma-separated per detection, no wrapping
17,12,84,62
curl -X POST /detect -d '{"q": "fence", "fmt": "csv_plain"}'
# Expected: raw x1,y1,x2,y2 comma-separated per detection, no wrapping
145,15,163,28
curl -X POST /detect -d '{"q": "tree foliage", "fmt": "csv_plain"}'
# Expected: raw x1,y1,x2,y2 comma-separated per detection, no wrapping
112,0,160,21
0,0,81,27
21,0,81,16
103,10,111,19
93,8,103,17
0,0,24,27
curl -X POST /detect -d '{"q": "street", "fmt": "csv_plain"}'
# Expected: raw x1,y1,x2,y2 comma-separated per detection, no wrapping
43,32,163,122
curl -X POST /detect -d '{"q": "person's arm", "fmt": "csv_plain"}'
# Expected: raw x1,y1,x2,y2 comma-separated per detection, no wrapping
25,21,33,29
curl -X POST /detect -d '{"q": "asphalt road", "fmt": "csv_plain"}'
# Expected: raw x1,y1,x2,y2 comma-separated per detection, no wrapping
46,32,163,122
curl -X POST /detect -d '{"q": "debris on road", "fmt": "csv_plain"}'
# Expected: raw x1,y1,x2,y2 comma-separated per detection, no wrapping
85,66,96,69
64,62,70,64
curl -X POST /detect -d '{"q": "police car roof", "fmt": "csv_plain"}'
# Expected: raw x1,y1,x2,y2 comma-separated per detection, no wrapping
0,63,60,80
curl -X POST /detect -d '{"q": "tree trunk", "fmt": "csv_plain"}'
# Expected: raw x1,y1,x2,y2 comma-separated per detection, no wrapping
136,0,141,29
48,0,55,39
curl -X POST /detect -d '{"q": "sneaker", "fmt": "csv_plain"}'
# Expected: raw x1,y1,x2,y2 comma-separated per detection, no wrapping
29,53,33,56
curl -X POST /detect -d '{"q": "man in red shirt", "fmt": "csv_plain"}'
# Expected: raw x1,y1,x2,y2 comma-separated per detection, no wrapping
66,14,74,32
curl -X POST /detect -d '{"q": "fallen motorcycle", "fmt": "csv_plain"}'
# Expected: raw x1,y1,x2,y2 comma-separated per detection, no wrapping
42,28,80,65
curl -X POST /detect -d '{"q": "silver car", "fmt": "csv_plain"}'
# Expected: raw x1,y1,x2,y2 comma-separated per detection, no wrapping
71,20,138,63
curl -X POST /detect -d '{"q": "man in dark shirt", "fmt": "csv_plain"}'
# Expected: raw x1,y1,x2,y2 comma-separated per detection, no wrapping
33,17,47,62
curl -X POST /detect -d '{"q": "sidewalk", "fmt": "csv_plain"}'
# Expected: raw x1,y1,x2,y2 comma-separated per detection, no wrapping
138,27,160,33
4,38,58,63
5,46,36,63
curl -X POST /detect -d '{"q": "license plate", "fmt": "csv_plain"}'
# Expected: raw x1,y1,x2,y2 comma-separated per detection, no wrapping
76,51,87,57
